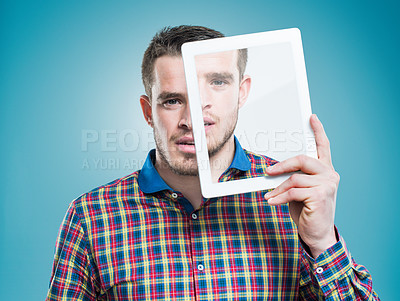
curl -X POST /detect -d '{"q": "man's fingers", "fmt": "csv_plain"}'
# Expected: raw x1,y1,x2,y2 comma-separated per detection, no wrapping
266,154,326,176
266,187,313,206
264,173,320,200
310,114,332,166
265,115,333,177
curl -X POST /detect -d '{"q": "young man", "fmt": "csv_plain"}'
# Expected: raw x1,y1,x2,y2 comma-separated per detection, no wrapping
47,25,379,300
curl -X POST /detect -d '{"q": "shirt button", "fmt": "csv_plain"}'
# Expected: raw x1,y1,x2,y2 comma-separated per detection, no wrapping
316,267,324,274
171,193,178,198
197,263,204,271
191,213,198,220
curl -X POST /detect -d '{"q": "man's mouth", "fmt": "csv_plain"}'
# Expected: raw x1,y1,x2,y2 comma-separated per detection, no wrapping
175,118,215,153
176,137,195,145
176,137,196,154
203,117,215,132
177,141,195,146
203,117,214,127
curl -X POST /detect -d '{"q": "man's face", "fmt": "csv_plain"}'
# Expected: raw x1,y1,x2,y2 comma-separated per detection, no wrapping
140,51,250,176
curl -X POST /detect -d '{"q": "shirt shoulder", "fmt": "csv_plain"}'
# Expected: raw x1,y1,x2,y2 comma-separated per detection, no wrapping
70,170,143,219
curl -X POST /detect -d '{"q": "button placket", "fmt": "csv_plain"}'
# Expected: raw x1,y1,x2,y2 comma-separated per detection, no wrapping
190,210,204,275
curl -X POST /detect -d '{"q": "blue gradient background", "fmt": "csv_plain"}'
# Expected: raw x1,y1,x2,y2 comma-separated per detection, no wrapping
1,1,398,299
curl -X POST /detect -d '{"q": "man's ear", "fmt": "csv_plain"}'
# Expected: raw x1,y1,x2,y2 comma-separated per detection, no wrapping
238,75,251,109
140,95,153,127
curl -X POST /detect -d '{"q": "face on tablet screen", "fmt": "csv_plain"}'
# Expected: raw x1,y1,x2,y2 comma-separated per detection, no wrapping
182,29,316,197
194,50,251,179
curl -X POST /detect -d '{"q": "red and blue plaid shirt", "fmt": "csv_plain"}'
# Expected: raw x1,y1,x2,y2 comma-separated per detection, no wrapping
47,140,379,300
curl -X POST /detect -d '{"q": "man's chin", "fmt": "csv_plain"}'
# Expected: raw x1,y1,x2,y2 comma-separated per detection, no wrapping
171,167,198,177
169,159,199,176
157,155,198,176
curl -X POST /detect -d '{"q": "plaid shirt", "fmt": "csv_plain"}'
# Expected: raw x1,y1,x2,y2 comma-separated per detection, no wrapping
47,139,379,300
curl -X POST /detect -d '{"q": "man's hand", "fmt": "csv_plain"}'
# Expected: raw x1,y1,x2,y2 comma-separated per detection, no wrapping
264,114,339,258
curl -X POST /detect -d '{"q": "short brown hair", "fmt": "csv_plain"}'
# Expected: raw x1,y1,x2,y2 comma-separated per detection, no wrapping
141,25,248,99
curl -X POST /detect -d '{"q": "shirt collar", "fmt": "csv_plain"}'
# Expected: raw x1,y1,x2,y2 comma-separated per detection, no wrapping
229,136,251,172
137,149,172,194
138,136,251,194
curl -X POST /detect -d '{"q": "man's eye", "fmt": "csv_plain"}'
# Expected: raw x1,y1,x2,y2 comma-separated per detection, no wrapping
163,99,181,107
212,80,226,86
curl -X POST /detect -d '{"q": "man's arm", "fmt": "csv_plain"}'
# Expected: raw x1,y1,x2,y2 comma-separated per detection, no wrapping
264,114,380,299
46,202,98,301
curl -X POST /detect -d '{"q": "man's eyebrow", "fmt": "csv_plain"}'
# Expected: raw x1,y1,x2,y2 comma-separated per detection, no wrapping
156,92,185,102
204,72,234,81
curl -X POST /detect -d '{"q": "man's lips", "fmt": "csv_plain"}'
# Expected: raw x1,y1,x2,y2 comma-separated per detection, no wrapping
203,117,215,134
176,136,195,145
175,136,196,154
203,117,215,127
175,118,215,153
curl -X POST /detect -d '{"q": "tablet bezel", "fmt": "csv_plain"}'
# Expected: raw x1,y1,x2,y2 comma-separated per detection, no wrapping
181,28,317,198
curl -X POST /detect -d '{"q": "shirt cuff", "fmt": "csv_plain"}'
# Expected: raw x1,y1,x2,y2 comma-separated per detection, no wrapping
300,228,353,296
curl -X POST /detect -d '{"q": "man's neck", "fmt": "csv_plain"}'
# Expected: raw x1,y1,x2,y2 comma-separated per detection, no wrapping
155,138,236,210
155,166,203,209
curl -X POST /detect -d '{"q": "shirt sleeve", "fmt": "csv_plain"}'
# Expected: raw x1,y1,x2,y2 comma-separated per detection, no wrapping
46,202,99,300
299,230,380,300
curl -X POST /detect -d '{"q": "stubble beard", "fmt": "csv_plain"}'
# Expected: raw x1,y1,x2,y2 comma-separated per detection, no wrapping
154,109,239,177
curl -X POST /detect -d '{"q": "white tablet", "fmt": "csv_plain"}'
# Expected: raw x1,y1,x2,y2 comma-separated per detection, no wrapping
182,28,317,198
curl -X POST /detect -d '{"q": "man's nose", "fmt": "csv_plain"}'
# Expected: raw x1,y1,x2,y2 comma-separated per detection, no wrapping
199,85,212,110
178,105,192,130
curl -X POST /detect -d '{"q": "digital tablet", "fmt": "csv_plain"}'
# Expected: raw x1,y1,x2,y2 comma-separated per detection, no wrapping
182,28,317,198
